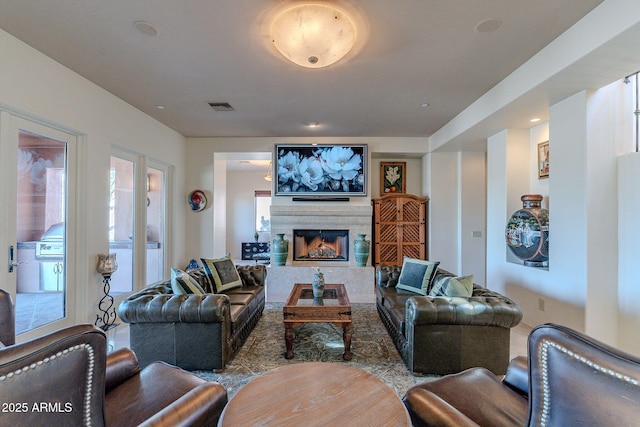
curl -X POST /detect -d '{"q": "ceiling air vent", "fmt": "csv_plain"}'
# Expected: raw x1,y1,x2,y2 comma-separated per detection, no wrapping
208,102,235,111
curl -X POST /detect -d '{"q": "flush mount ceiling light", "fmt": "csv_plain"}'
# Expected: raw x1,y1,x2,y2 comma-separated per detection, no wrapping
270,2,358,68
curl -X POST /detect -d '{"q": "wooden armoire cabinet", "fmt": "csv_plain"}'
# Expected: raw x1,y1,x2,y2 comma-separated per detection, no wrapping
372,194,428,266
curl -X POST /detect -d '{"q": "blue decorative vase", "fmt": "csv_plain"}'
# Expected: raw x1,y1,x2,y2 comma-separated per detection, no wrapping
354,233,370,267
272,233,289,266
506,194,549,267
312,268,325,298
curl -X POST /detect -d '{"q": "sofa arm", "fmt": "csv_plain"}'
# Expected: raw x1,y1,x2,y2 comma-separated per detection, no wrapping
403,388,479,427
503,356,528,396
376,265,402,288
139,382,228,427
105,348,141,392
237,264,267,286
118,293,230,323
0,289,15,346
406,294,522,329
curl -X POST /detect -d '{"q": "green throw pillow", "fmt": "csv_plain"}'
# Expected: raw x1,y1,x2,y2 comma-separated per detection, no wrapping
396,257,440,295
201,256,243,293
171,268,205,295
429,274,474,297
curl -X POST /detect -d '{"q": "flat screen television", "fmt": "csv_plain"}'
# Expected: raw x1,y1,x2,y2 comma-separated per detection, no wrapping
274,144,367,197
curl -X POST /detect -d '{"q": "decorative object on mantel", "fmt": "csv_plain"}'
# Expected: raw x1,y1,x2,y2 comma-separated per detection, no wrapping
506,194,549,267
380,162,406,195
188,189,207,212
354,234,371,267
312,267,325,298
272,233,289,266
95,253,119,331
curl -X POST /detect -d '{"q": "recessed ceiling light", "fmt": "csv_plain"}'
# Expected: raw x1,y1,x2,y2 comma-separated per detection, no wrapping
306,122,320,128
474,18,501,34
156,105,165,110
530,118,541,123
133,21,159,37
420,103,430,108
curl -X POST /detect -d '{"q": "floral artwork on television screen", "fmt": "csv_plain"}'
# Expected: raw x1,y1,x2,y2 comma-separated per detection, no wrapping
274,144,367,196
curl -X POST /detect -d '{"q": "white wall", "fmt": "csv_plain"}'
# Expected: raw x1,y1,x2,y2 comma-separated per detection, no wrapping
226,170,272,260
426,152,459,272
426,151,487,285
618,153,640,354
460,152,487,286
483,83,632,348
0,29,187,327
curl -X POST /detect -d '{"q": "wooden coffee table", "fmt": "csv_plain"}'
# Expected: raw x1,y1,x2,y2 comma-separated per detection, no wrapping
218,362,411,426
283,283,352,361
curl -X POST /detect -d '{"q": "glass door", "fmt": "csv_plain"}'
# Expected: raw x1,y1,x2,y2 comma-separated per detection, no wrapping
1,114,77,339
146,165,166,284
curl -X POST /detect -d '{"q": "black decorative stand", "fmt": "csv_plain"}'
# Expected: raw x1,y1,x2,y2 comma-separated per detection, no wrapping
95,274,118,331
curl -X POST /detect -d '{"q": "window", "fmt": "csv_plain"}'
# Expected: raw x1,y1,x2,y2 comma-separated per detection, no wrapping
109,155,135,295
146,165,167,285
255,190,271,234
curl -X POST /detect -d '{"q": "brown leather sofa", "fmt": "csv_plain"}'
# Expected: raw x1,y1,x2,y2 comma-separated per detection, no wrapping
376,265,523,375
403,323,640,426
0,324,227,426
0,289,15,346
118,264,266,371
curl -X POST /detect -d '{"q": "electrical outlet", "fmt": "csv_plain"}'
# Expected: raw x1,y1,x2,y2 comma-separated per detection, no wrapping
538,298,545,311
472,231,482,237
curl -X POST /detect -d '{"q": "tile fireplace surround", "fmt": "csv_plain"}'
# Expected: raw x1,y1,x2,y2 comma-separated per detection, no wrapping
268,204,375,303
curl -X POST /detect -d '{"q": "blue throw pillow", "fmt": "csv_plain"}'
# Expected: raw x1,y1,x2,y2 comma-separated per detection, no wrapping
396,257,440,295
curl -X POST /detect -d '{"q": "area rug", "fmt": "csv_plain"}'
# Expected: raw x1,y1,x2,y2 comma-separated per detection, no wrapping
192,302,433,398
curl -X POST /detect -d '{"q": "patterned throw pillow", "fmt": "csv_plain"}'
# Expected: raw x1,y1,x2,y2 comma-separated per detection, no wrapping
429,274,474,297
396,257,440,295
171,268,205,295
186,268,214,293
201,256,243,293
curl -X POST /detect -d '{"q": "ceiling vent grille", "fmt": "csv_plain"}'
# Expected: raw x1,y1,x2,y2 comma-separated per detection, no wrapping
208,102,235,111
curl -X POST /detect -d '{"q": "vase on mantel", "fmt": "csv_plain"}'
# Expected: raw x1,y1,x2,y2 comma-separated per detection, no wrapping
354,233,370,267
312,268,325,299
272,233,289,266
505,194,549,267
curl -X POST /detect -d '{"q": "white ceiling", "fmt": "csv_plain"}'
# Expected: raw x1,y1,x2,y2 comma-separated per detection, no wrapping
0,0,605,144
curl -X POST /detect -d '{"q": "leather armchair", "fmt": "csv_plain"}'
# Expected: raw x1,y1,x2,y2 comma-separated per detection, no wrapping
0,289,15,346
0,324,227,426
403,323,640,426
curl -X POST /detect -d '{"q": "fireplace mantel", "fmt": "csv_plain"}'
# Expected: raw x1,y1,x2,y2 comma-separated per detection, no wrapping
268,203,375,303
270,204,372,267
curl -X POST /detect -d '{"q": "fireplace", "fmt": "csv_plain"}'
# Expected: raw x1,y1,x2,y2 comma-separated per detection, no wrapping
293,230,349,261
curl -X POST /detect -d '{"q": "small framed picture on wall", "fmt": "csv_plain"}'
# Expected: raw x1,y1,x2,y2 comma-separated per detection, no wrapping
538,141,549,179
380,162,406,195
